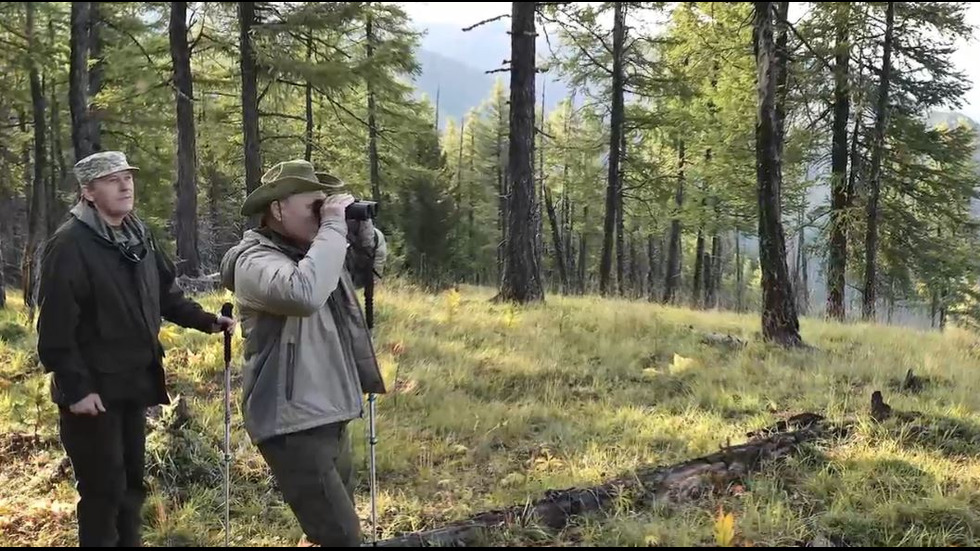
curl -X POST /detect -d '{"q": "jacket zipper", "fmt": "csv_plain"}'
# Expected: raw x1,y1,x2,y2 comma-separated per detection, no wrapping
285,342,296,401
285,318,302,401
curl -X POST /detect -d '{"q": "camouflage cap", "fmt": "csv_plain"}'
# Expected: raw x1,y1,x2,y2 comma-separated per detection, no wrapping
74,151,139,186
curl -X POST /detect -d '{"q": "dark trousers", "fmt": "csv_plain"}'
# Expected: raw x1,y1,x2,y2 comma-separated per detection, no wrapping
59,403,147,547
258,422,360,547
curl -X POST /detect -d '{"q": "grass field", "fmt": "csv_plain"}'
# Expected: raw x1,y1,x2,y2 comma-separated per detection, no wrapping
2,282,980,547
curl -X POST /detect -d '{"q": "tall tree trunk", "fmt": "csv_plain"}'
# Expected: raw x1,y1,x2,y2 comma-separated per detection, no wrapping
455,119,465,204
561,101,572,279
499,1,543,303
939,287,948,331
826,2,850,321
693,224,705,308
862,1,895,322
305,31,314,162
600,1,626,297
24,1,48,316
754,1,802,346
468,127,476,265
0,232,5,309
616,129,626,297
170,1,201,276
538,81,546,280
646,235,656,301
663,140,684,303
366,8,381,205
239,2,262,199
544,185,568,292
46,74,58,233
735,231,744,312
69,1,96,160
795,209,809,315
706,233,720,309
48,12,66,228
89,2,103,148
579,206,588,294
497,100,506,287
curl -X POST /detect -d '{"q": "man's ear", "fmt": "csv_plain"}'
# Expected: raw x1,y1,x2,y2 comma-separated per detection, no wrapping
79,184,94,203
271,201,284,222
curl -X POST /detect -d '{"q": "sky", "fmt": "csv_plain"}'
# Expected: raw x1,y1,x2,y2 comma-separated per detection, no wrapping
399,2,980,122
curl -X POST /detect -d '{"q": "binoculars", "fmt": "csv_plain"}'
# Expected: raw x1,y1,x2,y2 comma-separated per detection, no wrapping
312,199,379,222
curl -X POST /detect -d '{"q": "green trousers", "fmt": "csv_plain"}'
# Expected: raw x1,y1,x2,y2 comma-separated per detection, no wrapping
258,421,360,547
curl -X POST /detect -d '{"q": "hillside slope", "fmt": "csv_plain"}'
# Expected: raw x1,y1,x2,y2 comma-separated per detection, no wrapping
2,284,980,546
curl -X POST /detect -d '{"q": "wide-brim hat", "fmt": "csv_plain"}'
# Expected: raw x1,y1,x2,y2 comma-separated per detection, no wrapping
315,171,348,191
241,160,332,216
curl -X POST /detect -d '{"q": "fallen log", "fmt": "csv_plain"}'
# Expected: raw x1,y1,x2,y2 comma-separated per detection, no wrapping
699,332,748,351
371,419,842,547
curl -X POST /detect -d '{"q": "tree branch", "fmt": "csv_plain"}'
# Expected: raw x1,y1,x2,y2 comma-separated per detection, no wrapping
785,19,834,74
462,13,510,32
259,111,306,122
105,20,193,103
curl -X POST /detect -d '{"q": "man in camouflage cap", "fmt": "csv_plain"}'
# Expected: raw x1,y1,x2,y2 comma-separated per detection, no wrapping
36,150,235,546
220,159,387,546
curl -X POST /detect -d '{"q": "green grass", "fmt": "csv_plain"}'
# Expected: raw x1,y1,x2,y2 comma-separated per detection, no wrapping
2,282,980,546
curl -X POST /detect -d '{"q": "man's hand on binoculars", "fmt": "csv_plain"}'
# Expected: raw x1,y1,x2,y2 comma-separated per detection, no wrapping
319,193,355,222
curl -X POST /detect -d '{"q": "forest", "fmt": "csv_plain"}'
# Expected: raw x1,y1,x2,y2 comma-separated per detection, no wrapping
1,1,980,547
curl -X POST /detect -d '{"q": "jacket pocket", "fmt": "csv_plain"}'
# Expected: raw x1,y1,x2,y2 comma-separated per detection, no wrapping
285,342,296,401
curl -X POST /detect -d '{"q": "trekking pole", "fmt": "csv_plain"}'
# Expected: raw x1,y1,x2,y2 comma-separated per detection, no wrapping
368,393,378,546
365,268,379,546
221,302,234,547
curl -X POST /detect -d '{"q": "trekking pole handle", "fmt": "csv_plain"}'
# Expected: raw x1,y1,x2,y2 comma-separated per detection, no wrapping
221,303,234,363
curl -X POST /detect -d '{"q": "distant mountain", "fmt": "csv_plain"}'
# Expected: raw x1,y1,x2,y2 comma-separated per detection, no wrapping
414,49,499,126
411,20,571,127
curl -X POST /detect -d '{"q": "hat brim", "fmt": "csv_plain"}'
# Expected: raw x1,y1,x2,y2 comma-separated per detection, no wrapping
240,177,331,216
315,172,347,190
82,165,140,185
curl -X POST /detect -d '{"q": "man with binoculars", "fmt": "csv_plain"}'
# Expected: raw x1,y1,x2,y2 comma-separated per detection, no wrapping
220,159,387,547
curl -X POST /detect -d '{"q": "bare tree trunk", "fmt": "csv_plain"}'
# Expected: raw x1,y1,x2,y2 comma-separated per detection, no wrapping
706,233,720,309
497,102,506,287
736,231,744,312
239,2,262,199
498,1,543,303
693,225,705,308
468,127,476,267
561,103,573,280
366,8,382,205
24,2,48,317
826,2,850,321
754,1,802,346
796,209,809,316
305,31,314,162
544,185,568,292
89,2,103,147
579,206,588,295
862,1,895,322
939,287,948,331
69,1,97,160
600,1,626,297
170,1,201,277
663,140,684,303
0,233,5,309
47,11,67,229
646,235,656,301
